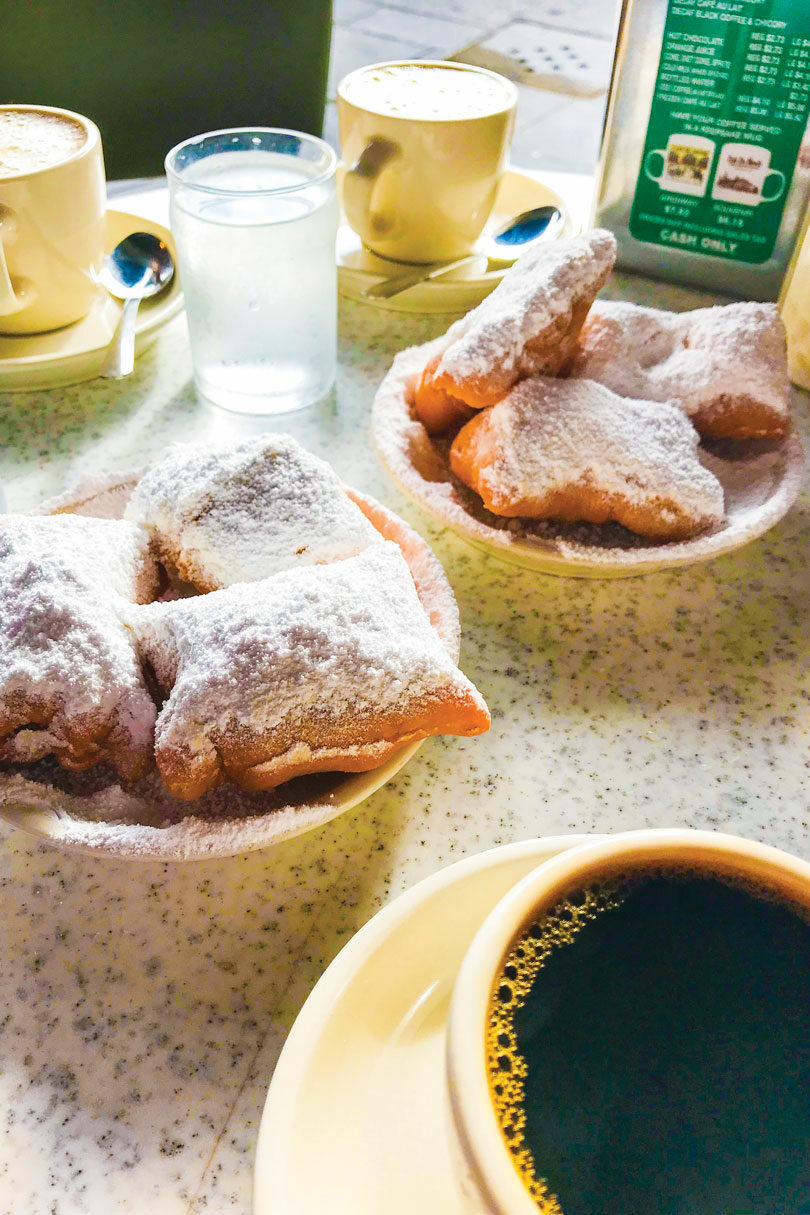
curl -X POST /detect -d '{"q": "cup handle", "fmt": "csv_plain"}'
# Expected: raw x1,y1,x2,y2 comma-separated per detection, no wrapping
0,207,35,317
342,137,402,241
762,169,786,202
644,149,666,184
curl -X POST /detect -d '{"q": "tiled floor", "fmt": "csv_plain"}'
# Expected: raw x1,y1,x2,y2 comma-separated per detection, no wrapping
325,0,621,175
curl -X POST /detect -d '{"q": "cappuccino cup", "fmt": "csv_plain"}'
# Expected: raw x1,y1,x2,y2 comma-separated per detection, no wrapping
337,61,516,264
447,829,810,1214
0,104,106,334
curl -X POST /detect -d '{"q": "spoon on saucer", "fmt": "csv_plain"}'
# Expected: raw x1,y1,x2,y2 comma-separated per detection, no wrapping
363,204,564,301
98,232,174,378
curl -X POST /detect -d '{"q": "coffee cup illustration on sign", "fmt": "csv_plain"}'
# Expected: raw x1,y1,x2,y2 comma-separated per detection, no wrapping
644,134,715,198
712,142,786,206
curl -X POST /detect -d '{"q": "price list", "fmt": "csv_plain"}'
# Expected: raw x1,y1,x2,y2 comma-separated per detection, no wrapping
630,0,810,264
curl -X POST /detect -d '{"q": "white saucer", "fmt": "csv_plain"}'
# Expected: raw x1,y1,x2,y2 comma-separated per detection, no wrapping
0,477,461,861
337,167,576,314
254,834,595,1215
373,340,807,579
0,208,183,392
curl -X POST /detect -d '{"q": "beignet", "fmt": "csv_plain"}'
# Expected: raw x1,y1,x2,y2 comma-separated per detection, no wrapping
414,229,617,432
569,300,790,440
128,543,490,800
449,377,725,541
0,515,159,780
125,434,382,592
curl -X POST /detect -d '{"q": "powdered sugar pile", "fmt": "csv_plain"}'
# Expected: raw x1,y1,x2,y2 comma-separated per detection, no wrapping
431,229,616,391
570,299,789,432
0,761,386,859
125,435,381,590
466,377,725,530
0,515,158,773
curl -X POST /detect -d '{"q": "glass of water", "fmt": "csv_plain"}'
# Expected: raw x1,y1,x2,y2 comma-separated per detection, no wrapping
166,128,338,415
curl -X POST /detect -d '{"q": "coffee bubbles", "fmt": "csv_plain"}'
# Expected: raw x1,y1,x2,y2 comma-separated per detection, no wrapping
0,108,86,177
488,868,810,1214
340,63,513,122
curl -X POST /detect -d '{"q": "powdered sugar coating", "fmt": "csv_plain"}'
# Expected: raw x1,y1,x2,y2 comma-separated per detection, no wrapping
569,300,790,438
453,377,725,535
0,515,159,777
431,229,617,391
128,543,488,796
124,434,382,591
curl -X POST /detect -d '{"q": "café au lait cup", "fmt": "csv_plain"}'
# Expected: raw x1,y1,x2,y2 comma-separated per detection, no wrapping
337,61,517,264
644,132,715,197
0,104,106,334
446,828,810,1214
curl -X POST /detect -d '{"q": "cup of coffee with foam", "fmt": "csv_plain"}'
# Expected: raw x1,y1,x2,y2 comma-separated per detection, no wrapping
337,60,517,264
447,829,810,1214
0,104,106,334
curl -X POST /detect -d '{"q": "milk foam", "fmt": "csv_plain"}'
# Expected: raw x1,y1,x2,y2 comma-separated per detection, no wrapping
0,110,86,176
342,64,512,120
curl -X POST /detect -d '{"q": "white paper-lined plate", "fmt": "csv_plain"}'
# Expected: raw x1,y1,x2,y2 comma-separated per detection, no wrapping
373,340,806,579
0,477,462,861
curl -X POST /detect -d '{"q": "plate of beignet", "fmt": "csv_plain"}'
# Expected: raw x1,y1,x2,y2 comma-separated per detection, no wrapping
372,231,805,578
0,438,490,860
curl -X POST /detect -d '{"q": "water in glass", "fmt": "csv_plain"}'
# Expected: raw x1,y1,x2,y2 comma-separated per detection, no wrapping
170,147,337,414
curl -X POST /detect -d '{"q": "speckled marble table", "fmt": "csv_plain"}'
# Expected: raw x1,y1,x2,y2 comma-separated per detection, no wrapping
0,181,808,1214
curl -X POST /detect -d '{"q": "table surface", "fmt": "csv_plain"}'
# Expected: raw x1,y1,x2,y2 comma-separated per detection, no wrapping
0,177,808,1214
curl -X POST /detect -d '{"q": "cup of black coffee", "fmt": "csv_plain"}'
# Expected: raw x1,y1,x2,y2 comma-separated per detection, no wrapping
446,829,810,1215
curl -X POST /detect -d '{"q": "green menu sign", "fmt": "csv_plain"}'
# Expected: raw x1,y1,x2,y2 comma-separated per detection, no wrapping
630,0,810,263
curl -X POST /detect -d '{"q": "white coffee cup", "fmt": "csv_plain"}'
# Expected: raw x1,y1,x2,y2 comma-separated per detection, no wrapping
337,61,517,264
0,104,106,334
446,828,810,1214
712,141,785,205
644,133,715,198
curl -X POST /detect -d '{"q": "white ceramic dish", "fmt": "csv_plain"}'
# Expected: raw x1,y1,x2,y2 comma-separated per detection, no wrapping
0,477,462,861
254,834,596,1215
337,167,575,314
373,340,807,579
0,209,183,392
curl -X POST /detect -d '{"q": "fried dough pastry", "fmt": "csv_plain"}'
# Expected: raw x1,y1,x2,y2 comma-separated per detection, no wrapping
125,434,382,592
413,229,617,433
569,300,790,440
0,515,159,780
449,377,725,541
128,543,491,800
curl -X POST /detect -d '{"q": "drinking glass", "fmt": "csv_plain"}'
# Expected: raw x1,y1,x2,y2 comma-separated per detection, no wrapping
166,128,338,415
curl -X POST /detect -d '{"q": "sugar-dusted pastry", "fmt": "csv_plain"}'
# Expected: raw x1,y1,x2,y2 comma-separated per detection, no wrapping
413,229,617,433
0,515,160,780
569,300,790,441
449,377,725,541
124,434,382,592
128,543,490,800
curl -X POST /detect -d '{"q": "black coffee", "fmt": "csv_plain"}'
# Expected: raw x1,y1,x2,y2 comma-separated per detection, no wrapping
487,872,810,1214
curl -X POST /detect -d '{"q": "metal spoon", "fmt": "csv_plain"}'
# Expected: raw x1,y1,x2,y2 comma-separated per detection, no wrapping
98,232,174,378
363,204,564,301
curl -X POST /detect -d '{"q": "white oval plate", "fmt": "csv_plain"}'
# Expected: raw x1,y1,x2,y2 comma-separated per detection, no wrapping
0,208,183,392
254,834,597,1215
373,340,807,579
0,478,462,861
